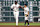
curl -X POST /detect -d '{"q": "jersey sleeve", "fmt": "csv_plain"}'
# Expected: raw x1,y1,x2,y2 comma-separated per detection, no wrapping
11,4,14,9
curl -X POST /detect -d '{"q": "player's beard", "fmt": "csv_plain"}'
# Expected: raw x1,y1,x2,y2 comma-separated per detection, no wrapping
15,3,17,5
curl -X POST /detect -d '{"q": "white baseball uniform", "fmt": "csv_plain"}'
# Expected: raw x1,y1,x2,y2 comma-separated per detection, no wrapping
24,7,29,20
11,4,20,25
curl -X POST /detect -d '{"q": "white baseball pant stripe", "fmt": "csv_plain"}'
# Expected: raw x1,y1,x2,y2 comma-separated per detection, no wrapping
13,11,19,26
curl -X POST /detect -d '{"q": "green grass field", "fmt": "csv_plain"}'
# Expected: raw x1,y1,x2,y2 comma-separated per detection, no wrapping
0,23,40,25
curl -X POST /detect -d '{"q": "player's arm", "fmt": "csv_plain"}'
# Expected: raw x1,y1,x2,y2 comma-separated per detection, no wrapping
21,6,24,9
18,4,24,9
19,6,22,8
19,6,24,9
28,11,29,16
25,11,29,17
28,8,29,16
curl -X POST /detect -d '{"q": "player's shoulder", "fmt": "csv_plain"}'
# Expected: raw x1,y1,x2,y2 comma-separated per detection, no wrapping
26,7,29,9
17,4,19,5
26,7,28,8
17,4,20,6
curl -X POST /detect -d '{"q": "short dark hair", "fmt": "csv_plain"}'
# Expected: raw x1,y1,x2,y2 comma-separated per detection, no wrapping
15,1,17,3
24,4,28,6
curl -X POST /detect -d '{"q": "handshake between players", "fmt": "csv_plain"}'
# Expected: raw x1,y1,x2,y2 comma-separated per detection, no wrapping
11,1,29,26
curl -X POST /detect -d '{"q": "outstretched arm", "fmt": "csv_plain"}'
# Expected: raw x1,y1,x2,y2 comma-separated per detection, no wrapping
28,8,29,16
19,6,24,9
18,4,24,9
21,6,24,9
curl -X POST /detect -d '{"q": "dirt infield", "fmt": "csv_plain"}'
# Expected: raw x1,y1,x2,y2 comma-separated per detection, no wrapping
0,25,40,27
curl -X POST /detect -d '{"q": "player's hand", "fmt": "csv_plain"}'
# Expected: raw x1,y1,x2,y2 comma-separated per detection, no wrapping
25,14,28,17
28,11,29,16
21,6,24,9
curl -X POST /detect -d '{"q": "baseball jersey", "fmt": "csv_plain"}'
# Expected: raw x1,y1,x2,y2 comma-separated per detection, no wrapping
11,4,20,11
24,7,29,14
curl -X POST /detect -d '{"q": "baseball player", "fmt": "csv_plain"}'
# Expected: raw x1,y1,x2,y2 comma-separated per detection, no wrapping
22,4,29,26
11,1,21,26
